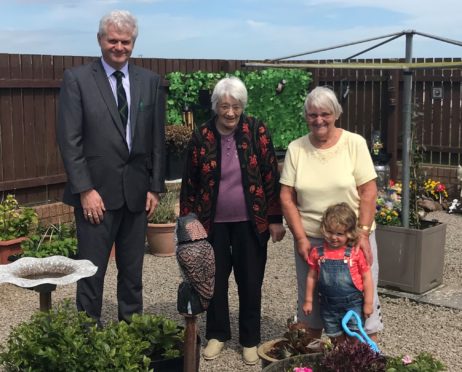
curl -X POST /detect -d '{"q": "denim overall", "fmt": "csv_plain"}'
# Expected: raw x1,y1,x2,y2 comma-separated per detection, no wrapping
317,245,364,337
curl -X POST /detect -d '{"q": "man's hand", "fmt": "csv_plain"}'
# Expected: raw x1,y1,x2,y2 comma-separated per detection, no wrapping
146,192,160,219
81,189,105,225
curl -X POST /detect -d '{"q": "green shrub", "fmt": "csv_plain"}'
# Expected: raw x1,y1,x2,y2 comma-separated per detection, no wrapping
385,352,446,371
127,313,185,360
244,68,312,150
0,194,38,240
166,68,312,150
21,223,78,258
0,301,155,371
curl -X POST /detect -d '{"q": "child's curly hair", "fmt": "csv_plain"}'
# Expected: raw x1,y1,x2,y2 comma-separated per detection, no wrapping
320,202,359,245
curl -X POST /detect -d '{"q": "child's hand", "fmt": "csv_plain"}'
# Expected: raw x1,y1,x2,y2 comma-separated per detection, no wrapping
363,302,373,318
302,301,312,315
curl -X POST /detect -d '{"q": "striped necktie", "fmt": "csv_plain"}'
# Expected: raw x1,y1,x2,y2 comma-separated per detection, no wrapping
113,70,128,129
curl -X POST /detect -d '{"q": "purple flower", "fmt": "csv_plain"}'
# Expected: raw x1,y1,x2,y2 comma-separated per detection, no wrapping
293,368,313,372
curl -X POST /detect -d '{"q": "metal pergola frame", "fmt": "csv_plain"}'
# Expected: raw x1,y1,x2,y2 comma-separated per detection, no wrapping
244,30,462,228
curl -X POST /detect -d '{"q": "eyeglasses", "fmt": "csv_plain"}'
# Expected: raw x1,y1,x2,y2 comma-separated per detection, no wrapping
306,112,333,120
218,104,243,113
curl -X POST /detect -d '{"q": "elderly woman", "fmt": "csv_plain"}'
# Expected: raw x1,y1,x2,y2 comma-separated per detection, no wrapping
180,76,286,365
280,86,383,341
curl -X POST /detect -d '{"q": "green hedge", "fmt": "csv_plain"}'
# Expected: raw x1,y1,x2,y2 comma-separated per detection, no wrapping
166,68,312,150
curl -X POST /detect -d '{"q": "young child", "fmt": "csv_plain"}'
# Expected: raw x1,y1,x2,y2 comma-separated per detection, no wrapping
303,202,373,344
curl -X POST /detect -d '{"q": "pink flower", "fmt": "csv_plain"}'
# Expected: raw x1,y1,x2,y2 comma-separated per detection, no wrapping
293,368,313,372
402,355,413,365
435,183,446,192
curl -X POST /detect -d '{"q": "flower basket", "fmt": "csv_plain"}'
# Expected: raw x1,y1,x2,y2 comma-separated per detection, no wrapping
165,125,191,181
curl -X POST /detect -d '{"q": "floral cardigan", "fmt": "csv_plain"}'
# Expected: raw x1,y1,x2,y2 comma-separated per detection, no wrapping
179,114,283,247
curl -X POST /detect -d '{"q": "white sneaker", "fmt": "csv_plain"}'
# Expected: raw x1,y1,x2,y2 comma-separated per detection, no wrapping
203,339,225,360
243,346,259,365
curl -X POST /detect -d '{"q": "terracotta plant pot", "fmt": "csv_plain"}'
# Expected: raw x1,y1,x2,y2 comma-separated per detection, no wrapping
0,237,27,265
146,223,176,257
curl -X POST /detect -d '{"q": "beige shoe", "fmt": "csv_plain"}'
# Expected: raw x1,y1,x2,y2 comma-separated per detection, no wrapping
243,346,259,365
203,339,225,360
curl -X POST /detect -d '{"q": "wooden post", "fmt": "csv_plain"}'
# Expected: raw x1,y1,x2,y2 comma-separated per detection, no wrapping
183,315,198,372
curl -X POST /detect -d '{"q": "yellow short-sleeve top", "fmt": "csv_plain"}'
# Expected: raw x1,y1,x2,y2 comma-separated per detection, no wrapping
280,130,377,238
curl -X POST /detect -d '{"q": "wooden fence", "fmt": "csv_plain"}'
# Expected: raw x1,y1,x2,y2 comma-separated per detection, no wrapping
1,53,461,204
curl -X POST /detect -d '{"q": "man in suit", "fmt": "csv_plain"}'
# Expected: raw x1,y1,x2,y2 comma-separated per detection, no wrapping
57,9,165,323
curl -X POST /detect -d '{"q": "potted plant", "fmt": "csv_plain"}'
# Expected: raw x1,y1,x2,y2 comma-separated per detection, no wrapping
18,223,78,259
0,194,38,264
262,341,446,372
146,191,179,256
374,108,447,294
165,124,192,181
375,177,447,294
258,318,323,368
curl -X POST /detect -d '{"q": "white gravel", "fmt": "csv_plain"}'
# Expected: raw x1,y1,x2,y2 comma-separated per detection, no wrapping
0,211,461,371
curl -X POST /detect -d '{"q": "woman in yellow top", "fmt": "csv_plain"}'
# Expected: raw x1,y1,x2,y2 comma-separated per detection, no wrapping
280,86,383,341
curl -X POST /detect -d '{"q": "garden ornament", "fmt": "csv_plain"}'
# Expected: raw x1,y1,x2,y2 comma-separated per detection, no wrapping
176,213,215,372
448,199,462,214
341,310,380,353
0,255,97,311
175,213,215,316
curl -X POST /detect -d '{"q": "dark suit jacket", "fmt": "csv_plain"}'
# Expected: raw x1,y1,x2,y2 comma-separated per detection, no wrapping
57,59,166,212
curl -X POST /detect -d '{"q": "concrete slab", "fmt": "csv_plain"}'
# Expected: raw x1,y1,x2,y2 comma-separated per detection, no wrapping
378,284,462,310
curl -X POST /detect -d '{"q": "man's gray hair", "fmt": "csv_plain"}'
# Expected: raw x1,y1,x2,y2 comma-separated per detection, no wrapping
98,10,138,41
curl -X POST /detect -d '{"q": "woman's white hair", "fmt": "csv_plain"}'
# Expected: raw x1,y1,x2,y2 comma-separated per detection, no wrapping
98,10,138,41
211,77,248,113
304,86,343,119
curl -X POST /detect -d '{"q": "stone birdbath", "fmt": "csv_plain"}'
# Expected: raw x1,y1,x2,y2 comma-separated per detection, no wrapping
0,255,97,311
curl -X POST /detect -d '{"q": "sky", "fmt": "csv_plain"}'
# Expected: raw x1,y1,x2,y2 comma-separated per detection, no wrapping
2,0,462,61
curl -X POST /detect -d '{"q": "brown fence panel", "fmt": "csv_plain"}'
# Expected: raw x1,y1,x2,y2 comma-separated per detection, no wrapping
1,53,462,203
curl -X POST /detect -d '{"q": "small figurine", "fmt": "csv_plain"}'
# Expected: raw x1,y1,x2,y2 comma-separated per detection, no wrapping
448,199,462,214
275,79,286,94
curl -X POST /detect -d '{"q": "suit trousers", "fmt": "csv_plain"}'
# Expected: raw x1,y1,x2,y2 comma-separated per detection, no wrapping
206,221,267,347
74,205,147,323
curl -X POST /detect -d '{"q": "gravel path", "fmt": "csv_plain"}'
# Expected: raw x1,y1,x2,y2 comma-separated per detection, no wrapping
1,211,461,371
